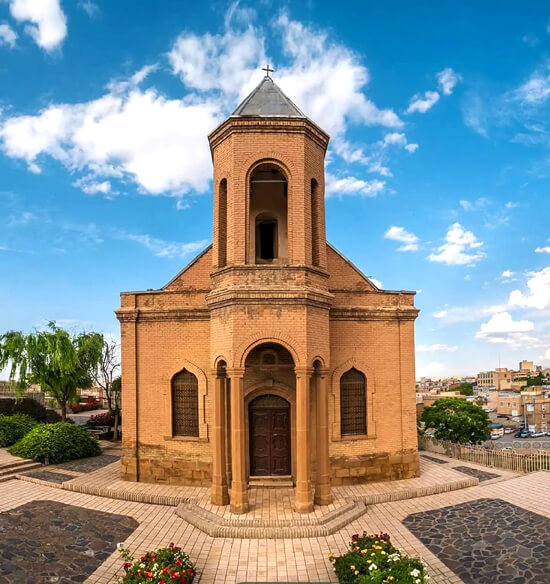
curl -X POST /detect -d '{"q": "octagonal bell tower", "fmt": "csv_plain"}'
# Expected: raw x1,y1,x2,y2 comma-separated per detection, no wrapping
206,74,334,513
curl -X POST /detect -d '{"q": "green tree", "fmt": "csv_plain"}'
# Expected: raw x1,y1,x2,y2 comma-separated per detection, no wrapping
0,323,104,421
421,397,490,445
455,382,474,396
90,338,121,439
525,373,543,387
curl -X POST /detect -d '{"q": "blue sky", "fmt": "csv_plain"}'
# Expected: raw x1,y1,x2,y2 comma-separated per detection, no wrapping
1,0,550,378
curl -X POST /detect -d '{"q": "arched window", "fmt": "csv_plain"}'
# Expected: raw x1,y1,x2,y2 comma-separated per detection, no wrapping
218,179,227,267
172,369,199,437
340,368,366,436
249,164,288,264
311,178,320,267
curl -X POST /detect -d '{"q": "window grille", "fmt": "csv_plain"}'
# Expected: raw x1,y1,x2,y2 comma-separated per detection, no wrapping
172,369,199,437
340,368,366,435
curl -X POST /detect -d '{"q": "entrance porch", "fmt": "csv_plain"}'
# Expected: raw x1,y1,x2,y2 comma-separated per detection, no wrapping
211,342,332,513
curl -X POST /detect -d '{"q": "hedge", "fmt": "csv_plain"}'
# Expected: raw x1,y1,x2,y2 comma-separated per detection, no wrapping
0,414,37,447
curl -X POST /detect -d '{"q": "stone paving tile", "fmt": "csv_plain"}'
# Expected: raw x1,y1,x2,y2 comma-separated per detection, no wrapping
403,498,550,584
451,466,501,482
23,470,76,484
420,454,449,464
56,454,120,474
0,500,138,584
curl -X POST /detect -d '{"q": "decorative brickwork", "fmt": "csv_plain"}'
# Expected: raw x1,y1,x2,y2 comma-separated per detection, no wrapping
116,76,420,513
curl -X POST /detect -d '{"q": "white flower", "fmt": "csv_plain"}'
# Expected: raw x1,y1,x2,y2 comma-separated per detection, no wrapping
116,543,123,550
368,563,378,571
411,569,421,577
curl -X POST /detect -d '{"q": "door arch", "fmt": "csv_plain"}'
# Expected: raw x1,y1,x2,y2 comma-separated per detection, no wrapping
249,394,291,476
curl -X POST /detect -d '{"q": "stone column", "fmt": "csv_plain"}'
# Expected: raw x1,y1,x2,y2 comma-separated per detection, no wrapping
211,371,229,506
224,384,232,486
295,367,314,513
228,368,248,514
315,368,332,505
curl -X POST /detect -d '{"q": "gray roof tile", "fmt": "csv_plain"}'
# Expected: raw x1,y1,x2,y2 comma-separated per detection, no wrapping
232,76,305,118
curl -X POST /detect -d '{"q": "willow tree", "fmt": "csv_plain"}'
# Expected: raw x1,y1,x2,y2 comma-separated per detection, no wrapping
0,322,104,421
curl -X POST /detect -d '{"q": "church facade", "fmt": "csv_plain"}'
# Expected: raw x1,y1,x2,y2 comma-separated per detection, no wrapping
116,75,420,514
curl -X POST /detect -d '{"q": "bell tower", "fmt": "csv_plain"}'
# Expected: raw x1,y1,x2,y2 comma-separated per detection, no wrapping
208,74,330,272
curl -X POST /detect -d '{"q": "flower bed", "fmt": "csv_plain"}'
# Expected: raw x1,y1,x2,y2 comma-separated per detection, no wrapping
330,532,429,583
88,412,115,427
116,543,195,584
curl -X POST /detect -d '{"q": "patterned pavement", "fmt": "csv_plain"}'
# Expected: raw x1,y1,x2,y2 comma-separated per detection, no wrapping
0,449,548,583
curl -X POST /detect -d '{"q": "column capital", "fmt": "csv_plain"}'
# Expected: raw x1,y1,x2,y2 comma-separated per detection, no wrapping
317,367,331,377
226,367,245,378
294,366,314,377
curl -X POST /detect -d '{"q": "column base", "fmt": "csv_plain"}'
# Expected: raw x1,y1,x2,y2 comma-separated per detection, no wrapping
294,499,314,514
314,491,333,506
211,484,229,506
230,501,250,514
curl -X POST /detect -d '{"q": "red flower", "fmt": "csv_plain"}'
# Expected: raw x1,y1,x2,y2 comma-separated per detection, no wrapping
160,581,165,584
140,556,146,562
144,571,154,578
171,571,181,579
175,559,182,566
123,562,132,571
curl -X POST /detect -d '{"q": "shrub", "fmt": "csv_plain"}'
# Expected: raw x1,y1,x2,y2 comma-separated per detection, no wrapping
70,400,100,413
116,543,195,583
8,422,101,463
87,412,115,427
44,409,63,423
330,532,429,584
0,398,48,421
0,414,37,447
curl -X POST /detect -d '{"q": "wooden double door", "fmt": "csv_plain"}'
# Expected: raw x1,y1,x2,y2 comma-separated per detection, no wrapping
249,395,291,476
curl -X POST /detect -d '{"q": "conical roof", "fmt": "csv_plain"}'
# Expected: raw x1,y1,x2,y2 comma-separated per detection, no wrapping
231,76,306,118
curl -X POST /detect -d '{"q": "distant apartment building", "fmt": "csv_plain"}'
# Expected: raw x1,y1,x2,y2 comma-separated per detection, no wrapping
519,360,535,373
416,391,465,416
477,368,513,389
490,391,524,417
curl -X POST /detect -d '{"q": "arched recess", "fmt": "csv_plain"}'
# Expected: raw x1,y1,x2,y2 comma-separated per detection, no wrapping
217,178,227,268
244,158,293,265
249,162,288,264
165,360,209,441
237,334,302,369
311,178,320,267
330,358,376,441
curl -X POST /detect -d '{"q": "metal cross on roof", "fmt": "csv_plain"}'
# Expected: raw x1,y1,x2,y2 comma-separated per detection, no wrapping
262,64,274,78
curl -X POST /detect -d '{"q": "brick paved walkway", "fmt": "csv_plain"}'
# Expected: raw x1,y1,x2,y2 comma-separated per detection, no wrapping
0,451,546,584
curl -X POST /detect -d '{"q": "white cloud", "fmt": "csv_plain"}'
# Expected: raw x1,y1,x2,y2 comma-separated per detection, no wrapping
535,246,550,254
437,68,462,95
500,269,517,282
417,344,458,352
0,22,17,47
540,348,550,363
384,225,420,251
382,132,418,153
78,1,99,18
116,232,209,259
325,173,385,198
509,267,550,310
72,176,111,196
428,222,485,266
461,93,488,137
505,201,518,209
8,0,67,51
0,80,222,195
369,277,383,289
513,63,550,105
417,361,448,378
522,33,540,47
406,90,440,114
476,311,535,344
1,9,405,198
459,197,488,211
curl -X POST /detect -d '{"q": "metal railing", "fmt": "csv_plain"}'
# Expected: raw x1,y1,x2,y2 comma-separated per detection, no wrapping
419,435,550,473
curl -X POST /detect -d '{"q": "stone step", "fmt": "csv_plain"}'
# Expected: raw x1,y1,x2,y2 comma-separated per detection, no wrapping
176,498,368,538
249,475,293,488
0,460,43,482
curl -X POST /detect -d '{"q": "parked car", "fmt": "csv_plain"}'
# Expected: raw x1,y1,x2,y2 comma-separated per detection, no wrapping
490,434,502,440
502,446,513,451
514,430,524,438
497,414,510,419
504,427,514,434
530,431,546,438
519,431,531,438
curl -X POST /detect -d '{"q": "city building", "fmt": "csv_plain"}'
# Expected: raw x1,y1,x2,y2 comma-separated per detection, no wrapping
116,74,420,514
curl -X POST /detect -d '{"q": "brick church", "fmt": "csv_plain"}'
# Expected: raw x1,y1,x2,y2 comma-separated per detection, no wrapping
116,73,420,514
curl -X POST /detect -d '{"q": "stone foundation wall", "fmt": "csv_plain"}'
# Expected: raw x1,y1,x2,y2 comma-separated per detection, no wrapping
121,453,212,486
330,450,420,485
